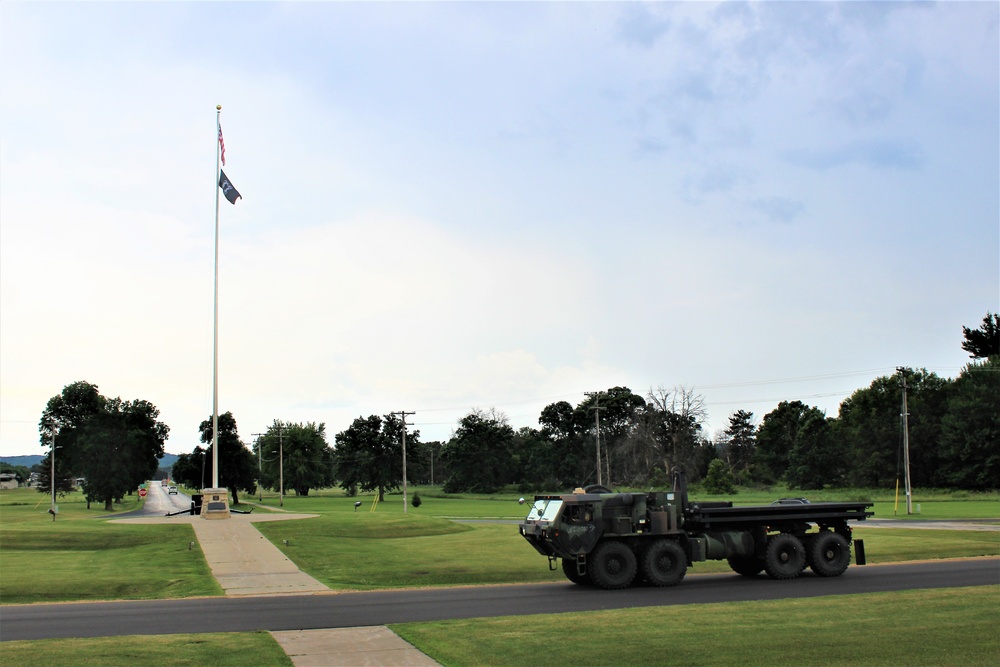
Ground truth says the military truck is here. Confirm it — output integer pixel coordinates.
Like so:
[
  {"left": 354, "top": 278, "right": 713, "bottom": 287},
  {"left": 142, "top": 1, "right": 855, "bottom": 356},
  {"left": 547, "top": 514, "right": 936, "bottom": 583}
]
[{"left": 519, "top": 471, "right": 873, "bottom": 589}]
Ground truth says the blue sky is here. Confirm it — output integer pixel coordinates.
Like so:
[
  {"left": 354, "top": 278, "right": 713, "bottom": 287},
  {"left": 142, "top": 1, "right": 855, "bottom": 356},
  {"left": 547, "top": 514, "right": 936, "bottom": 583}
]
[{"left": 1, "top": 1, "right": 997, "bottom": 457}]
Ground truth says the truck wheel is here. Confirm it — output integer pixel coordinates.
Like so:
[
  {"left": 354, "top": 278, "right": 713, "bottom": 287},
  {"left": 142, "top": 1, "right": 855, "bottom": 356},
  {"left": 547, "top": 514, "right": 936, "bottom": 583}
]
[
  {"left": 727, "top": 555, "right": 765, "bottom": 577},
  {"left": 808, "top": 532, "right": 851, "bottom": 577},
  {"left": 561, "top": 558, "right": 589, "bottom": 585},
  {"left": 588, "top": 541, "right": 637, "bottom": 590},
  {"left": 641, "top": 539, "right": 686, "bottom": 587},
  {"left": 584, "top": 484, "right": 613, "bottom": 494},
  {"left": 764, "top": 533, "right": 805, "bottom": 580}
]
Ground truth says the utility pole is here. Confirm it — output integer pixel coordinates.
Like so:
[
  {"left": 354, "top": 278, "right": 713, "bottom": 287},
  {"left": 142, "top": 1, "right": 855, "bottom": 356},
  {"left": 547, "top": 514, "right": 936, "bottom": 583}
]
[
  {"left": 278, "top": 426, "right": 284, "bottom": 508},
  {"left": 585, "top": 392, "right": 605, "bottom": 487},
  {"left": 898, "top": 368, "right": 913, "bottom": 515},
  {"left": 251, "top": 433, "right": 265, "bottom": 502},
  {"left": 394, "top": 411, "right": 415, "bottom": 514}
]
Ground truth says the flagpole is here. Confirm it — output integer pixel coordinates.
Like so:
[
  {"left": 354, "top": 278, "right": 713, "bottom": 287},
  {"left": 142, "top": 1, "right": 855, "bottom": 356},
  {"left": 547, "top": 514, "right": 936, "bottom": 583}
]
[{"left": 212, "top": 104, "right": 221, "bottom": 490}]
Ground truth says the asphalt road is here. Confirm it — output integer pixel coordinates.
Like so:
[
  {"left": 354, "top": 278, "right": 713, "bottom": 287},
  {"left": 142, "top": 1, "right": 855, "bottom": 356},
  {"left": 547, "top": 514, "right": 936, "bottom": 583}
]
[
  {"left": 122, "top": 482, "right": 192, "bottom": 517},
  {"left": 2, "top": 559, "right": 996, "bottom": 641}
]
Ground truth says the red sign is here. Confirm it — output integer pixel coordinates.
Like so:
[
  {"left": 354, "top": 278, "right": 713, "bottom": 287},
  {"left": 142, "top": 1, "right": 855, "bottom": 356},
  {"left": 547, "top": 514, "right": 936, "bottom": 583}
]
[{"left": 138, "top": 488, "right": 147, "bottom": 498}]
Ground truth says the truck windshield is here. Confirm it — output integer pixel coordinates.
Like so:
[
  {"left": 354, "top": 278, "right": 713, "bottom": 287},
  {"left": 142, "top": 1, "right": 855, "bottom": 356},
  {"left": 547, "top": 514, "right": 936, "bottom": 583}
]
[{"left": 526, "top": 499, "right": 563, "bottom": 522}]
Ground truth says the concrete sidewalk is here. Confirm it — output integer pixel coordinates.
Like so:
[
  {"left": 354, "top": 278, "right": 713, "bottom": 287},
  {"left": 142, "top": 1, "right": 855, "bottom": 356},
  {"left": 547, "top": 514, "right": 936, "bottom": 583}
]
[
  {"left": 111, "top": 510, "right": 441, "bottom": 664},
  {"left": 188, "top": 517, "right": 331, "bottom": 596},
  {"left": 271, "top": 626, "right": 441, "bottom": 666}
]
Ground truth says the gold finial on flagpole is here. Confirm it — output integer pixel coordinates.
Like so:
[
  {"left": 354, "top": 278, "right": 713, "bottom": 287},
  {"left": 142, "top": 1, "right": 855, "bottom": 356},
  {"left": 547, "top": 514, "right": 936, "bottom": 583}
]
[{"left": 217, "top": 104, "right": 222, "bottom": 110}]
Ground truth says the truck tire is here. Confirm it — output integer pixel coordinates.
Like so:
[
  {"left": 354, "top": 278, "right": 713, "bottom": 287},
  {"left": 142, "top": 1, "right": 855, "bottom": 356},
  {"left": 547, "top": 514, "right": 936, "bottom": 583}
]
[
  {"left": 588, "top": 540, "right": 637, "bottom": 590},
  {"left": 764, "top": 533, "right": 805, "bottom": 580},
  {"left": 727, "top": 554, "right": 765, "bottom": 577},
  {"left": 808, "top": 531, "right": 851, "bottom": 577},
  {"left": 561, "top": 557, "right": 589, "bottom": 585},
  {"left": 641, "top": 539, "right": 686, "bottom": 587}
]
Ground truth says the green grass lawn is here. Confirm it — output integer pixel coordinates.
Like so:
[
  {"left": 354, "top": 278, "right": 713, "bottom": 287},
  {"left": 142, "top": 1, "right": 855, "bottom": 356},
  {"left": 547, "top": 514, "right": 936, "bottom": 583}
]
[
  {"left": 394, "top": 586, "right": 1000, "bottom": 667},
  {"left": 1, "top": 485, "right": 997, "bottom": 602},
  {"left": 0, "top": 484, "right": 997, "bottom": 666},
  {"left": 0, "top": 631, "right": 291, "bottom": 667},
  {"left": 0, "top": 488, "right": 222, "bottom": 603}
]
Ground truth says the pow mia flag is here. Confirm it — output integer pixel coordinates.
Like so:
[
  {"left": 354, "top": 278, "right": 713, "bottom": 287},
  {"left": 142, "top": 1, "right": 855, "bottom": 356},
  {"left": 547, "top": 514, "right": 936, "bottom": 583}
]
[{"left": 219, "top": 170, "right": 242, "bottom": 205}]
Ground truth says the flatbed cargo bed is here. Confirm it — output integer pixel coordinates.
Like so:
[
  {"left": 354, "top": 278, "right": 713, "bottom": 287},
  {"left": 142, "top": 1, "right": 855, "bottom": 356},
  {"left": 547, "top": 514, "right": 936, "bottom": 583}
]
[{"left": 684, "top": 501, "right": 873, "bottom": 530}]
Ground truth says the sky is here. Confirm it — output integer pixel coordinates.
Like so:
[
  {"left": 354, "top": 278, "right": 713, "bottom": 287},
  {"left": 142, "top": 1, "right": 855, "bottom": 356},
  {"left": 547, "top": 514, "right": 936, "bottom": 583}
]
[{"left": 1, "top": 1, "right": 997, "bottom": 458}]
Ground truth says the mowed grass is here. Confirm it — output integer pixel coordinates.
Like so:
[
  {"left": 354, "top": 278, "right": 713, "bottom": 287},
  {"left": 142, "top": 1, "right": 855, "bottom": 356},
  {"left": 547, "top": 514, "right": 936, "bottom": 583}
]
[
  {"left": 0, "top": 631, "right": 291, "bottom": 667},
  {"left": 394, "top": 586, "right": 1000, "bottom": 667},
  {"left": 248, "top": 490, "right": 528, "bottom": 519},
  {"left": 255, "top": 513, "right": 564, "bottom": 589},
  {"left": 2, "top": 487, "right": 997, "bottom": 601},
  {"left": 868, "top": 499, "right": 1000, "bottom": 520},
  {"left": 0, "top": 489, "right": 222, "bottom": 603}
]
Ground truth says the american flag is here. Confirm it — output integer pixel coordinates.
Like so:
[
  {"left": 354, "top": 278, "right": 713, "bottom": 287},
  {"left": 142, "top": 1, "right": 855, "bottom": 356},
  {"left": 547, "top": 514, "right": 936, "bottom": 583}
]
[{"left": 218, "top": 123, "right": 226, "bottom": 166}]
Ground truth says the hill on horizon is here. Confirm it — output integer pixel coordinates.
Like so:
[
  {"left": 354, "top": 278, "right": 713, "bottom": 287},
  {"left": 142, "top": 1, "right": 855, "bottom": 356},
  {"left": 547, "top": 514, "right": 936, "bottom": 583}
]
[{"left": 1, "top": 453, "right": 180, "bottom": 469}]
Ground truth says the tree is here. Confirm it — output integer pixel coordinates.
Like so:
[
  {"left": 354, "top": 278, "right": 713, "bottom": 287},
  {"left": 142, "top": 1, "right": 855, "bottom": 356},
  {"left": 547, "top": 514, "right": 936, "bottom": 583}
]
[
  {"left": 74, "top": 398, "right": 167, "bottom": 510},
  {"left": 405, "top": 440, "right": 443, "bottom": 486},
  {"left": 641, "top": 386, "right": 707, "bottom": 480},
  {"left": 171, "top": 446, "right": 209, "bottom": 490},
  {"left": 722, "top": 410, "right": 756, "bottom": 484},
  {"left": 38, "top": 380, "right": 105, "bottom": 477},
  {"left": 509, "top": 426, "right": 547, "bottom": 490},
  {"left": 334, "top": 414, "right": 412, "bottom": 501},
  {"left": 580, "top": 387, "right": 646, "bottom": 485},
  {"left": 34, "top": 450, "right": 76, "bottom": 498},
  {"left": 786, "top": 413, "right": 845, "bottom": 490},
  {"left": 537, "top": 400, "right": 590, "bottom": 487},
  {"left": 837, "top": 369, "right": 949, "bottom": 488},
  {"left": 961, "top": 312, "right": 1000, "bottom": 359},
  {"left": 938, "top": 357, "right": 1000, "bottom": 490},
  {"left": 441, "top": 409, "right": 514, "bottom": 493},
  {"left": 198, "top": 412, "right": 257, "bottom": 504},
  {"left": 754, "top": 401, "right": 817, "bottom": 483},
  {"left": 262, "top": 421, "right": 336, "bottom": 498},
  {"left": 38, "top": 383, "right": 167, "bottom": 510}
]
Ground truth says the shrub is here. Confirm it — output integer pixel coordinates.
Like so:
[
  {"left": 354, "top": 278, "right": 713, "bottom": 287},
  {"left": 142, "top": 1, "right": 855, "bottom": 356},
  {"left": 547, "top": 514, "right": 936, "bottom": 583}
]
[{"left": 703, "top": 460, "right": 737, "bottom": 495}]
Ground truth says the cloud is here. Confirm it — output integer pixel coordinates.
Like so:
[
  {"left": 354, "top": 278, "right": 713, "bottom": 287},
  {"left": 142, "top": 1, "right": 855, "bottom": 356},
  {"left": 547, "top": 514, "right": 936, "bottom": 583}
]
[
  {"left": 783, "top": 139, "right": 924, "bottom": 171},
  {"left": 749, "top": 197, "right": 805, "bottom": 224},
  {"left": 617, "top": 4, "right": 672, "bottom": 48}
]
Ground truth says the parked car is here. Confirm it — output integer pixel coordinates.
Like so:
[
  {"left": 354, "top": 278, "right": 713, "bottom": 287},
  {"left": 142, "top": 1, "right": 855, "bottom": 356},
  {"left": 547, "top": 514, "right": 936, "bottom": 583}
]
[{"left": 771, "top": 497, "right": 810, "bottom": 505}]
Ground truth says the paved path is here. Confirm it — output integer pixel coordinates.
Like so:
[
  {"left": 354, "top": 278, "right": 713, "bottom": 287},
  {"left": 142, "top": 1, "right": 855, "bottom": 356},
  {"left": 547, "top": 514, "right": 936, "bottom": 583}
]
[
  {"left": 190, "top": 517, "right": 331, "bottom": 596},
  {"left": 111, "top": 488, "right": 440, "bottom": 665},
  {"left": 271, "top": 626, "right": 440, "bottom": 666}
]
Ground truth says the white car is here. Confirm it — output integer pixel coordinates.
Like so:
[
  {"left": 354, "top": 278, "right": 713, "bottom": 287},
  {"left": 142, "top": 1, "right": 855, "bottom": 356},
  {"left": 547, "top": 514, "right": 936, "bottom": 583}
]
[{"left": 167, "top": 485, "right": 178, "bottom": 495}]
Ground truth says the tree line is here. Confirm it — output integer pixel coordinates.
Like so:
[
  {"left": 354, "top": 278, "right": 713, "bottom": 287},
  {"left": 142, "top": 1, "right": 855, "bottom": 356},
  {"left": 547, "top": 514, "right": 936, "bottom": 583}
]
[{"left": 38, "top": 313, "right": 998, "bottom": 506}]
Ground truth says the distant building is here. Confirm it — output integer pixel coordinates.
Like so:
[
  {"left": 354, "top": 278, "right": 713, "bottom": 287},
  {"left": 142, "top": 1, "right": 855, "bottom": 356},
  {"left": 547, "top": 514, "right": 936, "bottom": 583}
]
[{"left": 0, "top": 473, "right": 18, "bottom": 490}]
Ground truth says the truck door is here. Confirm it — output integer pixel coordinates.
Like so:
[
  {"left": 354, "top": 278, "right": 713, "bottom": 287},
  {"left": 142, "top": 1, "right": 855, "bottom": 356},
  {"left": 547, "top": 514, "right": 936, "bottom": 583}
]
[{"left": 556, "top": 502, "right": 601, "bottom": 556}]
